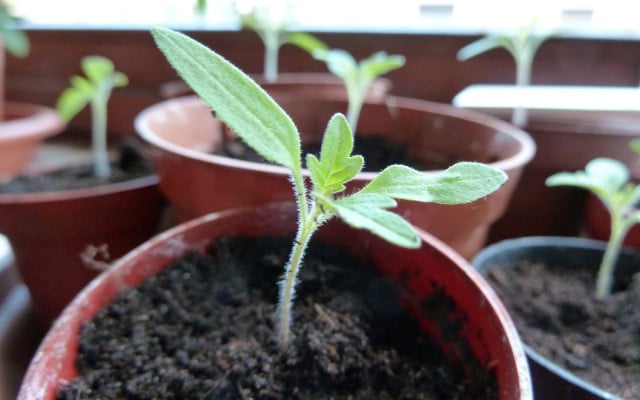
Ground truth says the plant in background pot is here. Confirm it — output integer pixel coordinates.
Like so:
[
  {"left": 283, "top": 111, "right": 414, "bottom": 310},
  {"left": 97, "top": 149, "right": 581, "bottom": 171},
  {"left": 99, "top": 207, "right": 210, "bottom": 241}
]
[
  {"left": 0, "top": 0, "right": 65, "bottom": 180},
  {"left": 472, "top": 157, "right": 640, "bottom": 399},
  {"left": 0, "top": 55, "right": 166, "bottom": 325},
  {"left": 18, "top": 26, "right": 531, "bottom": 399},
  {"left": 453, "top": 14, "right": 640, "bottom": 243},
  {"left": 456, "top": 16, "right": 556, "bottom": 127},
  {"left": 312, "top": 46, "right": 405, "bottom": 131},
  {"left": 137, "top": 30, "right": 535, "bottom": 260},
  {"left": 160, "top": 2, "right": 394, "bottom": 103}
]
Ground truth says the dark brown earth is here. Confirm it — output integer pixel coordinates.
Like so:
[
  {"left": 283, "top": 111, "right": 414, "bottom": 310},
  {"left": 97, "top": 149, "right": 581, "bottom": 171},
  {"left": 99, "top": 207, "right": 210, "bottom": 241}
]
[
  {"left": 216, "top": 136, "right": 435, "bottom": 172},
  {"left": 0, "top": 140, "right": 154, "bottom": 194},
  {"left": 487, "top": 262, "right": 640, "bottom": 399},
  {"left": 56, "top": 236, "right": 498, "bottom": 399}
]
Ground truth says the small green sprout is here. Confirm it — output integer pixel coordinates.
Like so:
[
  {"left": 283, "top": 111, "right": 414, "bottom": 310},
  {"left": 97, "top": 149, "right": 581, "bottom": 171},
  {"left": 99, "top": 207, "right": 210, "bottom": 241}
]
[
  {"left": 457, "top": 17, "right": 557, "bottom": 127},
  {"left": 237, "top": 1, "right": 324, "bottom": 83},
  {"left": 312, "top": 48, "right": 405, "bottom": 132},
  {"left": 56, "top": 56, "right": 129, "bottom": 179},
  {"left": 151, "top": 27, "right": 508, "bottom": 351},
  {"left": 546, "top": 157, "right": 640, "bottom": 299},
  {"left": 0, "top": 0, "right": 29, "bottom": 58}
]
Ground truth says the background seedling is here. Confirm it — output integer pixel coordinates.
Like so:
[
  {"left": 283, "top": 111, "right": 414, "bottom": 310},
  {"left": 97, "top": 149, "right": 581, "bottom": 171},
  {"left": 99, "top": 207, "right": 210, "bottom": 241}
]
[
  {"left": 56, "top": 56, "right": 128, "bottom": 179},
  {"left": 547, "top": 156, "right": 640, "bottom": 299},
  {"left": 152, "top": 27, "right": 507, "bottom": 351},
  {"left": 312, "top": 48, "right": 405, "bottom": 132},
  {"left": 457, "top": 17, "right": 557, "bottom": 127},
  {"left": 237, "top": 1, "right": 325, "bottom": 83}
]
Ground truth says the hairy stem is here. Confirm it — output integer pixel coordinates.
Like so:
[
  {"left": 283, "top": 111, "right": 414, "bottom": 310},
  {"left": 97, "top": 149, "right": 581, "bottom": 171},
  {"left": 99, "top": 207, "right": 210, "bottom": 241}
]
[
  {"left": 277, "top": 209, "right": 316, "bottom": 351},
  {"left": 345, "top": 78, "right": 369, "bottom": 133},
  {"left": 90, "top": 96, "right": 110, "bottom": 179},
  {"left": 596, "top": 211, "right": 631, "bottom": 299},
  {"left": 512, "top": 50, "right": 531, "bottom": 127},
  {"left": 263, "top": 31, "right": 280, "bottom": 83}
]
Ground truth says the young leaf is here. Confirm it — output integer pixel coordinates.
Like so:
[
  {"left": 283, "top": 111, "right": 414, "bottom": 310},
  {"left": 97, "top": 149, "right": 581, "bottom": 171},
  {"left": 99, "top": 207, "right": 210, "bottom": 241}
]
[
  {"left": 326, "top": 193, "right": 421, "bottom": 248},
  {"left": 546, "top": 158, "right": 629, "bottom": 199},
  {"left": 425, "top": 162, "right": 508, "bottom": 204},
  {"left": 306, "top": 113, "right": 364, "bottom": 194},
  {"left": 286, "top": 32, "right": 328, "bottom": 54},
  {"left": 360, "top": 52, "right": 406, "bottom": 80},
  {"left": 360, "top": 162, "right": 507, "bottom": 204},
  {"left": 314, "top": 49, "right": 357, "bottom": 79},
  {"left": 151, "top": 27, "right": 301, "bottom": 172}
]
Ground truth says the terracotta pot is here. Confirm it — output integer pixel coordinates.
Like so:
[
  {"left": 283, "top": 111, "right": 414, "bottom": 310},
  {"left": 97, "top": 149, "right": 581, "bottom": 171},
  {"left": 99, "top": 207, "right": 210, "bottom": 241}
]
[
  {"left": 0, "top": 175, "right": 167, "bottom": 325},
  {"left": 453, "top": 85, "right": 640, "bottom": 242},
  {"left": 18, "top": 202, "right": 532, "bottom": 400},
  {"left": 490, "top": 119, "right": 640, "bottom": 242},
  {"left": 472, "top": 236, "right": 640, "bottom": 400},
  {"left": 159, "top": 72, "right": 392, "bottom": 101},
  {"left": 0, "top": 102, "right": 65, "bottom": 181},
  {"left": 135, "top": 95, "right": 535, "bottom": 259}
]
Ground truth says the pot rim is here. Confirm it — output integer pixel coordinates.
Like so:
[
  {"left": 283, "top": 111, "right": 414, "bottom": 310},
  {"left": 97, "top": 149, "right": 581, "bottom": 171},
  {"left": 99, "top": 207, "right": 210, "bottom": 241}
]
[
  {"left": 472, "top": 235, "right": 635, "bottom": 400},
  {"left": 134, "top": 94, "right": 536, "bottom": 180},
  {"left": 0, "top": 174, "right": 159, "bottom": 204},
  {"left": 18, "top": 201, "right": 532, "bottom": 400}
]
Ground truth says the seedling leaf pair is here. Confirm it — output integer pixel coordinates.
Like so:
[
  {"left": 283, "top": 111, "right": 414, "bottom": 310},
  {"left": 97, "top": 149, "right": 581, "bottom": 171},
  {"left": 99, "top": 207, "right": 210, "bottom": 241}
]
[
  {"left": 56, "top": 56, "right": 128, "bottom": 179},
  {"left": 547, "top": 156, "right": 640, "bottom": 298}
]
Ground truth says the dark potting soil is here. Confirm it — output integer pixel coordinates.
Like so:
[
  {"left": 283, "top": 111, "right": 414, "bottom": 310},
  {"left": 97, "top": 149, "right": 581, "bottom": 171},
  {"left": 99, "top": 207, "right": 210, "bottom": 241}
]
[
  {"left": 487, "top": 262, "right": 640, "bottom": 399},
  {"left": 216, "top": 136, "right": 431, "bottom": 172},
  {"left": 57, "top": 236, "right": 498, "bottom": 399},
  {"left": 0, "top": 141, "right": 154, "bottom": 194}
]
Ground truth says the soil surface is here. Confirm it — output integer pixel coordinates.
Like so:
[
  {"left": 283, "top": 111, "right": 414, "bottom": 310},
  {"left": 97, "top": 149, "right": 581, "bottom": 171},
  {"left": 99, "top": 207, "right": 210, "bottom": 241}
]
[
  {"left": 486, "top": 262, "right": 640, "bottom": 399},
  {"left": 0, "top": 141, "right": 154, "bottom": 194},
  {"left": 216, "top": 136, "right": 434, "bottom": 172},
  {"left": 57, "top": 236, "right": 498, "bottom": 399}
]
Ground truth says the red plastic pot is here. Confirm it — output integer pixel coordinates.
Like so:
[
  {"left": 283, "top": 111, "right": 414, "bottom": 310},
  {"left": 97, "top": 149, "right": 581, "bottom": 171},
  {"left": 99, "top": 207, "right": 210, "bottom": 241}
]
[
  {"left": 473, "top": 236, "right": 640, "bottom": 400},
  {"left": 0, "top": 175, "right": 167, "bottom": 325},
  {"left": 0, "top": 102, "right": 65, "bottom": 181},
  {"left": 136, "top": 95, "right": 535, "bottom": 259},
  {"left": 18, "top": 202, "right": 532, "bottom": 400}
]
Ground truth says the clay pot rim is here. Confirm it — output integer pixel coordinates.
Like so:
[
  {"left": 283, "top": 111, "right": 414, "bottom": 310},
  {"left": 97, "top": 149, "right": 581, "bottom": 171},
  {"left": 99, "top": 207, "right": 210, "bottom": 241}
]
[
  {"left": 472, "top": 235, "right": 635, "bottom": 400},
  {"left": 0, "top": 174, "right": 159, "bottom": 204},
  {"left": 135, "top": 95, "right": 535, "bottom": 180},
  {"left": 0, "top": 102, "right": 66, "bottom": 143},
  {"left": 18, "top": 201, "right": 532, "bottom": 400}
]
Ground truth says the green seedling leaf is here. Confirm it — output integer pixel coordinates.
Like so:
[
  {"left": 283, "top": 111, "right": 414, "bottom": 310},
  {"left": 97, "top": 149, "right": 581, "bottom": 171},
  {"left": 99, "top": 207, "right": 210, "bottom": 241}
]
[
  {"left": 306, "top": 114, "right": 364, "bottom": 193},
  {"left": 152, "top": 27, "right": 301, "bottom": 172},
  {"left": 547, "top": 155, "right": 640, "bottom": 299},
  {"left": 1, "top": 27, "right": 28, "bottom": 57},
  {"left": 426, "top": 162, "right": 508, "bottom": 204},
  {"left": 361, "top": 162, "right": 507, "bottom": 204},
  {"left": 360, "top": 51, "right": 405, "bottom": 80},
  {"left": 328, "top": 193, "right": 421, "bottom": 248},
  {"left": 314, "top": 49, "right": 357, "bottom": 79},
  {"left": 546, "top": 158, "right": 628, "bottom": 199},
  {"left": 56, "top": 55, "right": 128, "bottom": 179},
  {"left": 287, "top": 32, "right": 328, "bottom": 54},
  {"left": 457, "top": 35, "right": 510, "bottom": 61}
]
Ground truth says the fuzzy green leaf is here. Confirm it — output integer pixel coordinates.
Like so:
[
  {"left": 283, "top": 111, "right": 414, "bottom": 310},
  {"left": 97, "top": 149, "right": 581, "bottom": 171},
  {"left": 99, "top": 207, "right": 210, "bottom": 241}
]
[
  {"left": 360, "top": 162, "right": 507, "bottom": 204},
  {"left": 307, "top": 114, "right": 364, "bottom": 193},
  {"left": 82, "top": 56, "right": 114, "bottom": 84},
  {"left": 426, "top": 162, "right": 508, "bottom": 204},
  {"left": 56, "top": 85, "right": 92, "bottom": 122},
  {"left": 152, "top": 27, "right": 301, "bottom": 171},
  {"left": 360, "top": 52, "right": 405, "bottom": 80},
  {"left": 314, "top": 49, "right": 357, "bottom": 79},
  {"left": 114, "top": 71, "right": 129, "bottom": 88},
  {"left": 457, "top": 36, "right": 507, "bottom": 61},
  {"left": 286, "top": 32, "right": 328, "bottom": 54},
  {"left": 329, "top": 193, "right": 421, "bottom": 248},
  {"left": 546, "top": 158, "right": 629, "bottom": 198}
]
